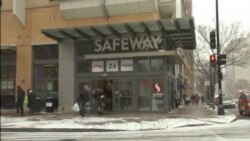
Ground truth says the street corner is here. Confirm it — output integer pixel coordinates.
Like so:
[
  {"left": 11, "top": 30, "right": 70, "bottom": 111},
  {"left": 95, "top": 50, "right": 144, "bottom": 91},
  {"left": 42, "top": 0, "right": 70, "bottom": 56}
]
[{"left": 198, "top": 114, "right": 237, "bottom": 124}]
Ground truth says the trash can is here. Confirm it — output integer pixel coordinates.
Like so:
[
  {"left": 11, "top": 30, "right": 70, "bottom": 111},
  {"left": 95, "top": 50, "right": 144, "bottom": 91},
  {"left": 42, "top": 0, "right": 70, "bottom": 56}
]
[
  {"left": 33, "top": 97, "right": 42, "bottom": 112},
  {"left": 45, "top": 97, "right": 54, "bottom": 113}
]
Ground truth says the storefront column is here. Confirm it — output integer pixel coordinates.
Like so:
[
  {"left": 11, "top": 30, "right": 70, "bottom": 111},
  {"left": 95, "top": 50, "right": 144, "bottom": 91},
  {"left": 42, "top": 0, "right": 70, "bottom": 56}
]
[
  {"left": 16, "top": 45, "right": 32, "bottom": 96},
  {"left": 58, "top": 39, "right": 75, "bottom": 112}
]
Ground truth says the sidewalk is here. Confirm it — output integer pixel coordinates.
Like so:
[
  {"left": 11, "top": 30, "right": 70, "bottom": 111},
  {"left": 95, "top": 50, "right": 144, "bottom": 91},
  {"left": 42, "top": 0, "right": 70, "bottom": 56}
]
[{"left": 0, "top": 104, "right": 236, "bottom": 132}]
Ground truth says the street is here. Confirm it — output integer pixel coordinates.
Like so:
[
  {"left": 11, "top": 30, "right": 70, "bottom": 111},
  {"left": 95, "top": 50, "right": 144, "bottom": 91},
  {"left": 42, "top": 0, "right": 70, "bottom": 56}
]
[
  {"left": 1, "top": 119, "right": 250, "bottom": 141},
  {"left": 226, "top": 107, "right": 250, "bottom": 120}
]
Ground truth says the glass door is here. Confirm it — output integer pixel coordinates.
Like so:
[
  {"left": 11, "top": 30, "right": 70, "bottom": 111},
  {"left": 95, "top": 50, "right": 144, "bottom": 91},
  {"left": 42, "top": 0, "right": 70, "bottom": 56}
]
[
  {"left": 112, "top": 79, "right": 133, "bottom": 111},
  {"left": 138, "top": 79, "right": 151, "bottom": 111},
  {"left": 151, "top": 79, "right": 164, "bottom": 112}
]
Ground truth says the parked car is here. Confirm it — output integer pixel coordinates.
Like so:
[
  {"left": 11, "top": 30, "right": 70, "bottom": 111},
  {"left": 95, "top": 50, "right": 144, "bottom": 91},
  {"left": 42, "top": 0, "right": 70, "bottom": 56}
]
[
  {"left": 214, "top": 95, "right": 235, "bottom": 108},
  {"left": 222, "top": 96, "right": 235, "bottom": 108},
  {"left": 238, "top": 91, "right": 250, "bottom": 116}
]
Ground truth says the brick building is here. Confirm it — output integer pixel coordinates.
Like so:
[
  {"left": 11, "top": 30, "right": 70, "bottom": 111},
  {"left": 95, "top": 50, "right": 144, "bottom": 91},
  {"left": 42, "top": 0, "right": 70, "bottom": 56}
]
[{"left": 1, "top": 0, "right": 195, "bottom": 112}]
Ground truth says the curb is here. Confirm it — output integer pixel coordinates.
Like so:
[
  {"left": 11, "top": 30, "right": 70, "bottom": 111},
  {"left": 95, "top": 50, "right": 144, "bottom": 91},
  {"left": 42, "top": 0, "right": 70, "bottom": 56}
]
[{"left": 1, "top": 128, "right": 125, "bottom": 132}]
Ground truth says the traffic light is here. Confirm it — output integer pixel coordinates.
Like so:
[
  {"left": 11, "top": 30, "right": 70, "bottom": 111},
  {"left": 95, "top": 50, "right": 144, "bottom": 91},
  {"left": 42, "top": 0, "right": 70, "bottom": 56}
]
[
  {"left": 210, "top": 31, "right": 216, "bottom": 49},
  {"left": 217, "top": 54, "right": 226, "bottom": 65},
  {"left": 210, "top": 54, "right": 216, "bottom": 63}
]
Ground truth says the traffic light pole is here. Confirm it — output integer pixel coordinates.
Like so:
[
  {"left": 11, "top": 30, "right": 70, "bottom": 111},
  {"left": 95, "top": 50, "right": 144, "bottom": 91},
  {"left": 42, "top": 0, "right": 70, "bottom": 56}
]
[{"left": 216, "top": 0, "right": 225, "bottom": 115}]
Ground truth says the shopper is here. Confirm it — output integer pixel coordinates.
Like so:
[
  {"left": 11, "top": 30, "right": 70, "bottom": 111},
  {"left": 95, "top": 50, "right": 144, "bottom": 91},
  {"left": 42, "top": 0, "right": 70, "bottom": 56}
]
[
  {"left": 77, "top": 85, "right": 90, "bottom": 118},
  {"left": 93, "top": 88, "right": 105, "bottom": 115},
  {"left": 16, "top": 86, "right": 25, "bottom": 116},
  {"left": 27, "top": 89, "right": 36, "bottom": 113}
]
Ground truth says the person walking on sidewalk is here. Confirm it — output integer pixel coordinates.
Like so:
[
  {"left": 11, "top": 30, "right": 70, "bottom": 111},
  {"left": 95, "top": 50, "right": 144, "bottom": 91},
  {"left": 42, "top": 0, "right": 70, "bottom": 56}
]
[
  {"left": 16, "top": 86, "right": 25, "bottom": 116},
  {"left": 175, "top": 92, "right": 180, "bottom": 108},
  {"left": 77, "top": 85, "right": 90, "bottom": 118},
  {"left": 195, "top": 93, "right": 200, "bottom": 105},
  {"left": 27, "top": 89, "right": 36, "bottom": 114},
  {"left": 93, "top": 88, "right": 105, "bottom": 115}
]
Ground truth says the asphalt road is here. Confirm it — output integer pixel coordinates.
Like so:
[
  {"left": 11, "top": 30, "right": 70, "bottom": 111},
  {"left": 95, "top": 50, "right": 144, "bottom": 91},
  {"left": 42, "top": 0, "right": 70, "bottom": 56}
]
[{"left": 1, "top": 119, "right": 250, "bottom": 141}]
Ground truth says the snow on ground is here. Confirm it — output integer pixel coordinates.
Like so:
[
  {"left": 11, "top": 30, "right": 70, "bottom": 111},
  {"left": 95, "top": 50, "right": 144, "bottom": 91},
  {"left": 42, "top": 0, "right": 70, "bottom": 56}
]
[{"left": 0, "top": 115, "right": 236, "bottom": 131}]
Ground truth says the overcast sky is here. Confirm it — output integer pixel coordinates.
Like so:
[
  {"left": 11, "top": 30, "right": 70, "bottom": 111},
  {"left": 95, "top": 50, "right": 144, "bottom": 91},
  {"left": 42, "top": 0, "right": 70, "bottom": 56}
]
[{"left": 193, "top": 0, "right": 250, "bottom": 31}]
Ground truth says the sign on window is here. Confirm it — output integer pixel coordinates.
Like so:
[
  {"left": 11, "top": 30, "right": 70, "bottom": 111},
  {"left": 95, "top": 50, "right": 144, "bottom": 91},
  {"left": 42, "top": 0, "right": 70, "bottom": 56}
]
[
  {"left": 106, "top": 60, "right": 118, "bottom": 72},
  {"left": 1, "top": 81, "right": 7, "bottom": 89},
  {"left": 121, "top": 59, "right": 133, "bottom": 71},
  {"left": 7, "top": 81, "right": 13, "bottom": 89},
  {"left": 92, "top": 61, "right": 104, "bottom": 72}
]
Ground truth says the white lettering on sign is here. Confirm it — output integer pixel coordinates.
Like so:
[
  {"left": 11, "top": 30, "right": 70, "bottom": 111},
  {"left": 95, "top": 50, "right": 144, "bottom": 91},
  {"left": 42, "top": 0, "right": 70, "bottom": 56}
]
[
  {"left": 94, "top": 35, "right": 163, "bottom": 53},
  {"left": 92, "top": 61, "right": 104, "bottom": 72},
  {"left": 106, "top": 60, "right": 118, "bottom": 72},
  {"left": 121, "top": 59, "right": 133, "bottom": 71}
]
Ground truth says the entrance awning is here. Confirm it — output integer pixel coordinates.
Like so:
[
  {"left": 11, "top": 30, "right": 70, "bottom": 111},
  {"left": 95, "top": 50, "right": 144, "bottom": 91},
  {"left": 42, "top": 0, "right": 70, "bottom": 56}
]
[{"left": 42, "top": 17, "right": 196, "bottom": 50}]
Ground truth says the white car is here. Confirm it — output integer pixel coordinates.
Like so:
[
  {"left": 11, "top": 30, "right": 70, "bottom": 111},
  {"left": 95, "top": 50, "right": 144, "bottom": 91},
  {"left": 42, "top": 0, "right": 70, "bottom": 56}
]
[{"left": 223, "top": 96, "right": 236, "bottom": 108}]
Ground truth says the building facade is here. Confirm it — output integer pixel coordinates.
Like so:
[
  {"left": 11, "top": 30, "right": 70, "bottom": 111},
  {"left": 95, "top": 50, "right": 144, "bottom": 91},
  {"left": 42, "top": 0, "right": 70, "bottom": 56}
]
[{"left": 1, "top": 0, "right": 195, "bottom": 112}]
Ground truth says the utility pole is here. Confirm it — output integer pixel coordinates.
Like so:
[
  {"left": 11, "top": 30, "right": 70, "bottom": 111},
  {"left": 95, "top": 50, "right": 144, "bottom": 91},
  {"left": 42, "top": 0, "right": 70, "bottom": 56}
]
[{"left": 216, "top": 0, "right": 225, "bottom": 115}]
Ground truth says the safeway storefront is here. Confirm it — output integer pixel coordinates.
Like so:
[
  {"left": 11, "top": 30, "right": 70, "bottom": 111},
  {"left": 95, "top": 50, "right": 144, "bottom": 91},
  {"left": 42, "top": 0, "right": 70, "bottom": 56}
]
[{"left": 42, "top": 18, "right": 196, "bottom": 112}]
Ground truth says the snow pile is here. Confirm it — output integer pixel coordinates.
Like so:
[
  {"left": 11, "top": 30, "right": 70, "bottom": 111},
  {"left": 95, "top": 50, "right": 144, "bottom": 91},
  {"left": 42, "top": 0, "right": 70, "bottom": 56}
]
[{"left": 0, "top": 115, "right": 236, "bottom": 131}]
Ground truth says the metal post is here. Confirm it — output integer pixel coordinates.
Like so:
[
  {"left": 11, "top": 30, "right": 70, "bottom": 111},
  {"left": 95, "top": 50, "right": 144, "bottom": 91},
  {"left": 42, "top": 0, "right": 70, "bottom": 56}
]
[{"left": 216, "top": 0, "right": 225, "bottom": 115}]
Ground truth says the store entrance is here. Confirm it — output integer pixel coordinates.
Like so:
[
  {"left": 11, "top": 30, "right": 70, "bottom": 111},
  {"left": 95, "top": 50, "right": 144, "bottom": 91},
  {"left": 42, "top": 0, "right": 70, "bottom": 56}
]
[
  {"left": 91, "top": 78, "right": 133, "bottom": 112},
  {"left": 91, "top": 79, "right": 114, "bottom": 112}
]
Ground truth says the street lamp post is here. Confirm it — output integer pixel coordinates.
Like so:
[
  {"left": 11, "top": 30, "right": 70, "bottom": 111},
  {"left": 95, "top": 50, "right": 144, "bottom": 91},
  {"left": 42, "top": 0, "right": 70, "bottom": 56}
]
[{"left": 216, "top": 0, "right": 225, "bottom": 115}]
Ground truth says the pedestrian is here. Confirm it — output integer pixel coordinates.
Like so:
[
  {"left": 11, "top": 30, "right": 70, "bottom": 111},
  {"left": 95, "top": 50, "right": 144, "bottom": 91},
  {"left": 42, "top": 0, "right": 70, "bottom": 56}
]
[
  {"left": 93, "top": 88, "right": 105, "bottom": 115},
  {"left": 77, "top": 85, "right": 90, "bottom": 118},
  {"left": 27, "top": 89, "right": 36, "bottom": 114},
  {"left": 184, "top": 93, "right": 190, "bottom": 105},
  {"left": 195, "top": 93, "right": 200, "bottom": 105},
  {"left": 175, "top": 92, "right": 180, "bottom": 108},
  {"left": 191, "top": 94, "right": 196, "bottom": 105},
  {"left": 16, "top": 85, "right": 25, "bottom": 116},
  {"left": 201, "top": 95, "right": 205, "bottom": 104}
]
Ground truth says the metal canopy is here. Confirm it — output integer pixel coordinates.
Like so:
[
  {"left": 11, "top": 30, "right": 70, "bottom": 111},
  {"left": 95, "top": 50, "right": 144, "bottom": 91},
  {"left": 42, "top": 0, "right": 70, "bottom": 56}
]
[{"left": 42, "top": 18, "right": 196, "bottom": 49}]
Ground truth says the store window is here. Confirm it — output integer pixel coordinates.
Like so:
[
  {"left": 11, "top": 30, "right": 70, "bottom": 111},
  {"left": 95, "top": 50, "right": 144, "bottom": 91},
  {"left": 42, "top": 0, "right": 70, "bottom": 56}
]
[
  {"left": 138, "top": 59, "right": 150, "bottom": 71},
  {"left": 33, "top": 44, "right": 58, "bottom": 107},
  {"left": 0, "top": 48, "right": 16, "bottom": 108},
  {"left": 33, "top": 44, "right": 58, "bottom": 59},
  {"left": 77, "top": 60, "right": 92, "bottom": 73},
  {"left": 151, "top": 58, "right": 163, "bottom": 71}
]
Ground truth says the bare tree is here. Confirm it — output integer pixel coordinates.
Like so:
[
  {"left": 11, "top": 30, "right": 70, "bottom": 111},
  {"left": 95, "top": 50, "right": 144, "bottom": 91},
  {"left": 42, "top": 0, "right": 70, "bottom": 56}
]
[
  {"left": 191, "top": 22, "right": 249, "bottom": 98},
  {"left": 195, "top": 22, "right": 248, "bottom": 70}
]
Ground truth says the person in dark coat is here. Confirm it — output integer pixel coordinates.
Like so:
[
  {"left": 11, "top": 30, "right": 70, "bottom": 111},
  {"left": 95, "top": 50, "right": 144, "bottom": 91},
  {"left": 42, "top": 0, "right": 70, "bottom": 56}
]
[
  {"left": 27, "top": 89, "right": 36, "bottom": 113},
  {"left": 94, "top": 88, "right": 105, "bottom": 115},
  {"left": 16, "top": 85, "right": 25, "bottom": 116},
  {"left": 77, "top": 85, "right": 90, "bottom": 118}
]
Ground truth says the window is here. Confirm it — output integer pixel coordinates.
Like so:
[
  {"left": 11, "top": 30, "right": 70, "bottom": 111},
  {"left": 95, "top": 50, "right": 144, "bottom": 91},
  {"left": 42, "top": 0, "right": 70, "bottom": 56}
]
[
  {"left": 77, "top": 60, "right": 92, "bottom": 73},
  {"left": 33, "top": 44, "right": 58, "bottom": 59},
  {"left": 0, "top": 49, "right": 16, "bottom": 96},
  {"left": 151, "top": 58, "right": 163, "bottom": 71},
  {"left": 33, "top": 44, "right": 58, "bottom": 103},
  {"left": 34, "top": 64, "right": 58, "bottom": 79},
  {"left": 138, "top": 59, "right": 150, "bottom": 71}
]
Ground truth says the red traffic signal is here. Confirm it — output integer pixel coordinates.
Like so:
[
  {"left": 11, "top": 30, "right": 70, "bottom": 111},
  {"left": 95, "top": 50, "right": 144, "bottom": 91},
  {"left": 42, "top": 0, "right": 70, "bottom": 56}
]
[{"left": 210, "top": 54, "right": 216, "bottom": 62}]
